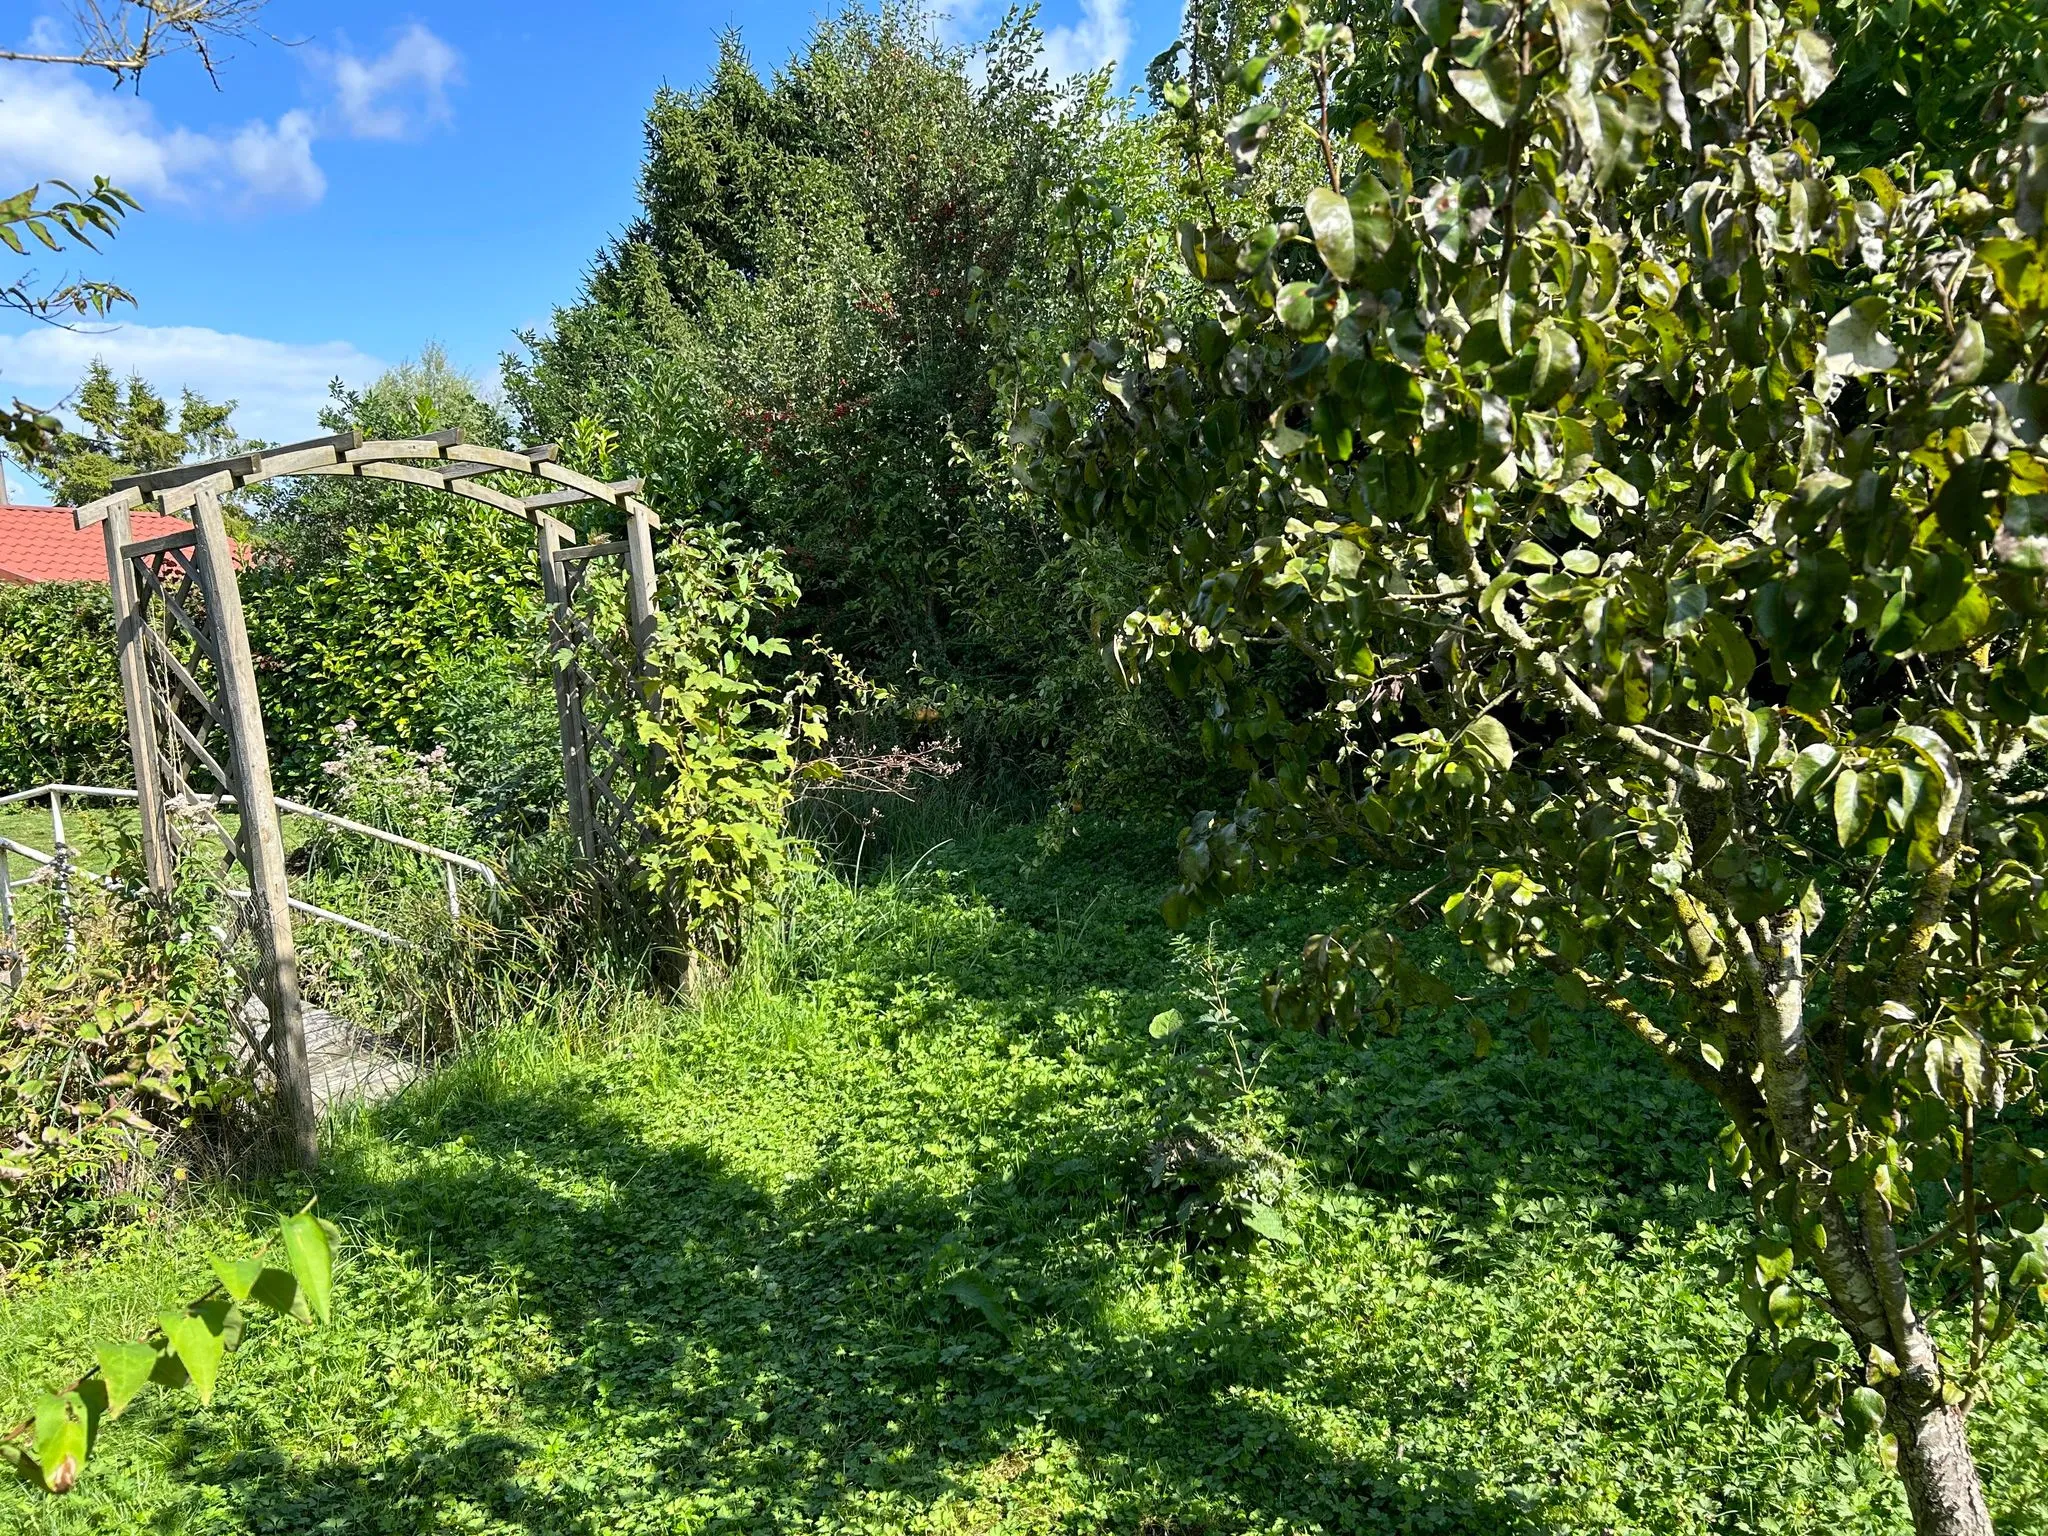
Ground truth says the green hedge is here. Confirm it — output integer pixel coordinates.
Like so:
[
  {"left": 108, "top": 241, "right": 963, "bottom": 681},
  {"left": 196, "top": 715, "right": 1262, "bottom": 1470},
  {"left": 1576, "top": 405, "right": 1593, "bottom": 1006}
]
[
  {"left": 0, "top": 583, "right": 127, "bottom": 789},
  {"left": 240, "top": 511, "right": 543, "bottom": 790},
  {"left": 0, "top": 507, "right": 546, "bottom": 799}
]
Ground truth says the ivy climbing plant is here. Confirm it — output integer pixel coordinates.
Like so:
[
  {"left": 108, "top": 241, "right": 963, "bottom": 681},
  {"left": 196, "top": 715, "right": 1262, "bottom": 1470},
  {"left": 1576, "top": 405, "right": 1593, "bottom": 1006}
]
[{"left": 1032, "top": 0, "right": 2048, "bottom": 1530}]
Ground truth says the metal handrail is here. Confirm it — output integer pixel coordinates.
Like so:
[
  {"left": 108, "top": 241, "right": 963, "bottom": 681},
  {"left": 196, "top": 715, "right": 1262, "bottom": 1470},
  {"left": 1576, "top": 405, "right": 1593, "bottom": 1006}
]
[
  {"left": 0, "top": 783, "right": 499, "bottom": 889},
  {"left": 0, "top": 781, "right": 499, "bottom": 959}
]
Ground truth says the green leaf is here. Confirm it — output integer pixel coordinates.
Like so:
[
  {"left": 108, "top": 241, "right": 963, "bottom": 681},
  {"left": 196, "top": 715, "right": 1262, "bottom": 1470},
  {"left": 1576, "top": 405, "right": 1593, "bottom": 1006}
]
[
  {"left": 1938, "top": 319, "right": 1986, "bottom": 388},
  {"left": 1664, "top": 582, "right": 1709, "bottom": 636},
  {"left": 1303, "top": 186, "right": 1355, "bottom": 280},
  {"left": 1590, "top": 467, "right": 1640, "bottom": 507},
  {"left": 1275, "top": 282, "right": 1316, "bottom": 331},
  {"left": 938, "top": 1270, "right": 1011, "bottom": 1334},
  {"left": 1550, "top": 0, "right": 1610, "bottom": 59},
  {"left": 1242, "top": 1202, "right": 1303, "bottom": 1246},
  {"left": 1348, "top": 175, "right": 1396, "bottom": 256},
  {"left": 1833, "top": 768, "right": 1871, "bottom": 848},
  {"left": 32, "top": 1392, "right": 89, "bottom": 1494},
  {"left": 280, "top": 1213, "right": 335, "bottom": 1326},
  {"left": 1788, "top": 30, "right": 1836, "bottom": 104},
  {"left": 1790, "top": 744, "right": 1839, "bottom": 802},
  {"left": 1917, "top": 582, "right": 1991, "bottom": 653},
  {"left": 1148, "top": 1008, "right": 1186, "bottom": 1039},
  {"left": 1467, "top": 1014, "right": 1494, "bottom": 1059},
  {"left": 1531, "top": 323, "right": 1582, "bottom": 406},
  {"left": 1766, "top": 1282, "right": 1804, "bottom": 1327},
  {"left": 1402, "top": 0, "right": 1458, "bottom": 46},
  {"left": 248, "top": 1268, "right": 309, "bottom": 1322},
  {"left": 158, "top": 1302, "right": 230, "bottom": 1406},
  {"left": 1997, "top": 383, "right": 2048, "bottom": 448},
  {"left": 1450, "top": 55, "right": 1518, "bottom": 128},
  {"left": 1823, "top": 298, "right": 1897, "bottom": 376},
  {"left": 1466, "top": 716, "right": 1515, "bottom": 770},
  {"left": 1702, "top": 612, "right": 1757, "bottom": 695},
  {"left": 94, "top": 1341, "right": 158, "bottom": 1419},
  {"left": 1845, "top": 1385, "right": 1887, "bottom": 1436},
  {"left": 210, "top": 1257, "right": 264, "bottom": 1302}
]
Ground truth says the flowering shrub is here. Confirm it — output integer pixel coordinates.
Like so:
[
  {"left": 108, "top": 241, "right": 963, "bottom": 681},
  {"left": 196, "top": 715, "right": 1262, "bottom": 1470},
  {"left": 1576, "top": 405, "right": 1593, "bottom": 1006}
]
[{"left": 318, "top": 719, "right": 473, "bottom": 852}]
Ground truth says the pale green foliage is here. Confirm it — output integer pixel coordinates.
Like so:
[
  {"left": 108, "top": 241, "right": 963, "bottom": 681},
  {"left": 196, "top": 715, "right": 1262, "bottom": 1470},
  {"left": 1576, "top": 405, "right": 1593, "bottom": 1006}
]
[
  {"left": 1039, "top": 0, "right": 2048, "bottom": 1524},
  {"left": 604, "top": 524, "right": 825, "bottom": 960},
  {"left": 3, "top": 1209, "right": 336, "bottom": 1495}
]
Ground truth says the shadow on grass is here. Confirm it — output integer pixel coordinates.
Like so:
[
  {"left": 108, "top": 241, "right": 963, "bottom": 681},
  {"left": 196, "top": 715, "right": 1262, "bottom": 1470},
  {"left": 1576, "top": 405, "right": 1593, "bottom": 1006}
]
[
  {"left": 178, "top": 1067, "right": 1559, "bottom": 1536},
  {"left": 142, "top": 819, "right": 1738, "bottom": 1535}
]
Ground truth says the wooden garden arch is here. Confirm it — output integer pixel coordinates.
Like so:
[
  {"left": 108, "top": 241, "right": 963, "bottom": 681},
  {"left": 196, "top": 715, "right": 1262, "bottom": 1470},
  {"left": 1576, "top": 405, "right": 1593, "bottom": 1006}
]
[{"left": 73, "top": 428, "right": 662, "bottom": 1170}]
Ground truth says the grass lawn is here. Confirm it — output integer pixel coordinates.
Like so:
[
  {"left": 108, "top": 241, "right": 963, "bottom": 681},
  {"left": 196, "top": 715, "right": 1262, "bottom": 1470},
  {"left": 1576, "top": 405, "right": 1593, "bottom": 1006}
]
[
  {"left": 2, "top": 815, "right": 2043, "bottom": 1534},
  {"left": 0, "top": 796, "right": 328, "bottom": 886},
  {"left": 0, "top": 799, "right": 143, "bottom": 883}
]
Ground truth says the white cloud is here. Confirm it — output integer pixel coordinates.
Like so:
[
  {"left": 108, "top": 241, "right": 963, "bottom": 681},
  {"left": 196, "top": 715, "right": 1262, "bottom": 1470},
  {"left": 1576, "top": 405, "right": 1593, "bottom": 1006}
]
[
  {"left": 223, "top": 110, "right": 325, "bottom": 206},
  {"left": 938, "top": 0, "right": 1132, "bottom": 86},
  {"left": 1040, "top": 0, "right": 1133, "bottom": 82},
  {"left": 0, "top": 322, "right": 384, "bottom": 446},
  {"left": 313, "top": 23, "right": 461, "bottom": 141},
  {"left": 0, "top": 22, "right": 459, "bottom": 213},
  {"left": 0, "top": 62, "right": 325, "bottom": 208}
]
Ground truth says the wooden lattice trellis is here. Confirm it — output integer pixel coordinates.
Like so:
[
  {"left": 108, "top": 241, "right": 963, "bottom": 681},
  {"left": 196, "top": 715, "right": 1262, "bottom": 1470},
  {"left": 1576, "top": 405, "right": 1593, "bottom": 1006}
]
[{"left": 75, "top": 428, "right": 663, "bottom": 1170}]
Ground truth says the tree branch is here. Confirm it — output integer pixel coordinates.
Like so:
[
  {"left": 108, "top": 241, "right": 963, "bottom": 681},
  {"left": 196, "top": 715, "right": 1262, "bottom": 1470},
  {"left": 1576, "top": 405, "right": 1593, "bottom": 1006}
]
[
  {"left": 0, "top": 1, "right": 268, "bottom": 87},
  {"left": 1448, "top": 523, "right": 1730, "bottom": 792},
  {"left": 1890, "top": 778, "right": 1971, "bottom": 1010}
]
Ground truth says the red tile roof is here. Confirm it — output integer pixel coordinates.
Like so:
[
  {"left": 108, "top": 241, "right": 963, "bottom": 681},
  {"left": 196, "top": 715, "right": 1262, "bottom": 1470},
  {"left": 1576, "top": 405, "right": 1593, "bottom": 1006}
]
[{"left": 0, "top": 504, "right": 220, "bottom": 585}]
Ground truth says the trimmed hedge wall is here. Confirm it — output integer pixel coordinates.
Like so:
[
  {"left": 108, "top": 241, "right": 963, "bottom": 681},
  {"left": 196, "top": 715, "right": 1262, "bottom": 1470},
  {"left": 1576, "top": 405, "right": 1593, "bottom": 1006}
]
[
  {"left": 0, "top": 582, "right": 127, "bottom": 789},
  {"left": 0, "top": 511, "right": 546, "bottom": 799}
]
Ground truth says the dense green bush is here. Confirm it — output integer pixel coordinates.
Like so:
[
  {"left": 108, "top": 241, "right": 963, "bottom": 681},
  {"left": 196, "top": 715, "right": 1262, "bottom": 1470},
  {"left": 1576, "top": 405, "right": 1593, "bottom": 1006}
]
[
  {"left": 0, "top": 584, "right": 125, "bottom": 790},
  {"left": 507, "top": 6, "right": 1224, "bottom": 803},
  {"left": 240, "top": 513, "right": 542, "bottom": 792},
  {"left": 239, "top": 354, "right": 551, "bottom": 796}
]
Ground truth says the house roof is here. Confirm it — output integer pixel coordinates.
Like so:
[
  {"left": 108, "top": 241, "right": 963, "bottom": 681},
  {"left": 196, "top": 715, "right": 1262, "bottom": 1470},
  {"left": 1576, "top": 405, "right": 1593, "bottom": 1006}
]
[{"left": 0, "top": 504, "right": 220, "bottom": 584}]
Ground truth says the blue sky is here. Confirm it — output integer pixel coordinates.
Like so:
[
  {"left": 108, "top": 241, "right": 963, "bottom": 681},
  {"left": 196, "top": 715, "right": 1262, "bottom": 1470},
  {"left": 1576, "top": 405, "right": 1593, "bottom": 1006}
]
[{"left": 1, "top": 0, "right": 1180, "bottom": 498}]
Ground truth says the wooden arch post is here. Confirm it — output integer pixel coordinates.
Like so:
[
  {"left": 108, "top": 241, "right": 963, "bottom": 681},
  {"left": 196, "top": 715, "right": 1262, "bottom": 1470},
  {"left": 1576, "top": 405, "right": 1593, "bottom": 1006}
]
[{"left": 76, "top": 429, "right": 666, "bottom": 1163}]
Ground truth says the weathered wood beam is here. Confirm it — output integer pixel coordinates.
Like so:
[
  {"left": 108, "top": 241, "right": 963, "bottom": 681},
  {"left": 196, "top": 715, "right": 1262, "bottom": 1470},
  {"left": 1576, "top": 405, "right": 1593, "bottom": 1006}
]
[
  {"left": 155, "top": 469, "right": 240, "bottom": 515},
  {"left": 108, "top": 431, "right": 365, "bottom": 497},
  {"left": 521, "top": 486, "right": 603, "bottom": 513},
  {"left": 553, "top": 539, "right": 628, "bottom": 564},
  {"left": 103, "top": 508, "right": 172, "bottom": 893},
  {"left": 192, "top": 485, "right": 318, "bottom": 1172},
  {"left": 356, "top": 461, "right": 460, "bottom": 490},
  {"left": 533, "top": 464, "right": 643, "bottom": 505},
  {"left": 120, "top": 526, "right": 201, "bottom": 561},
  {"left": 536, "top": 521, "right": 599, "bottom": 863},
  {"left": 346, "top": 429, "right": 467, "bottom": 462}
]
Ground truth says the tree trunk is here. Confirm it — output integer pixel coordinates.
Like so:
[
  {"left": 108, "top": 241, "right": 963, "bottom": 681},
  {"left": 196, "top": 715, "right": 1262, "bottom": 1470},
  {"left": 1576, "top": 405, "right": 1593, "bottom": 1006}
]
[
  {"left": 1737, "top": 913, "right": 1996, "bottom": 1535},
  {"left": 1894, "top": 1392, "right": 1994, "bottom": 1536}
]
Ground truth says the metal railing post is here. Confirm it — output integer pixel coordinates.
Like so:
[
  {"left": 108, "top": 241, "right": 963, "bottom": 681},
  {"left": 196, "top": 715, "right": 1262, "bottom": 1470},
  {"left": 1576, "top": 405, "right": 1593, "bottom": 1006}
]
[
  {"left": 48, "top": 787, "right": 74, "bottom": 957},
  {"left": 0, "top": 846, "right": 18, "bottom": 989}
]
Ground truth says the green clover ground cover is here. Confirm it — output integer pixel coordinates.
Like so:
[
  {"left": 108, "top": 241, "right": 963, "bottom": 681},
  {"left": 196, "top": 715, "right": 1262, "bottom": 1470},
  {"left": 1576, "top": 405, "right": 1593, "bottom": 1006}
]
[{"left": 3, "top": 816, "right": 2044, "bottom": 1534}]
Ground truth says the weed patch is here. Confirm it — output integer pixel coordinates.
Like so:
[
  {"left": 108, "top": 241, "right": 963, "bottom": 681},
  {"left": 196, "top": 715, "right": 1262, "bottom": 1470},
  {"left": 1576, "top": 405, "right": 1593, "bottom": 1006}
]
[{"left": 3, "top": 818, "right": 2044, "bottom": 1533}]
